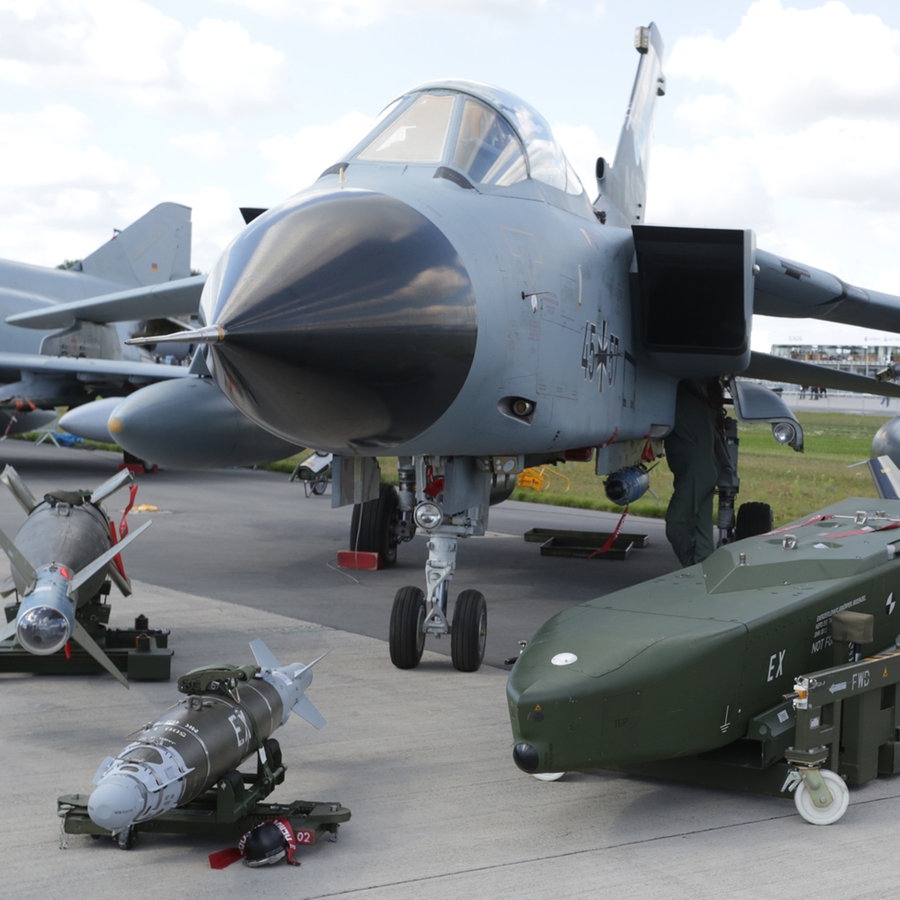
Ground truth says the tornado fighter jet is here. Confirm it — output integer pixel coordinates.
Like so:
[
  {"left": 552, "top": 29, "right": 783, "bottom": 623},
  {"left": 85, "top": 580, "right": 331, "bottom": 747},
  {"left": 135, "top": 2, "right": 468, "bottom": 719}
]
[{"left": 126, "top": 24, "right": 900, "bottom": 671}]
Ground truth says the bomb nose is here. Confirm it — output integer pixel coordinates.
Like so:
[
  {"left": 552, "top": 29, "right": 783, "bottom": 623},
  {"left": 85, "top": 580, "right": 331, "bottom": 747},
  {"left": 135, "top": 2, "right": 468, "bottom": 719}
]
[
  {"left": 199, "top": 188, "right": 477, "bottom": 452},
  {"left": 88, "top": 774, "right": 145, "bottom": 832}
]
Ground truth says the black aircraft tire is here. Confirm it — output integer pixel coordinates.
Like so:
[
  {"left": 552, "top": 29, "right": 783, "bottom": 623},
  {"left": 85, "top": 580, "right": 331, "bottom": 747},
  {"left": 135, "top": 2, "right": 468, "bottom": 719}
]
[
  {"left": 734, "top": 501, "right": 774, "bottom": 541},
  {"left": 451, "top": 589, "right": 487, "bottom": 672},
  {"left": 350, "top": 483, "right": 400, "bottom": 566},
  {"left": 389, "top": 586, "right": 426, "bottom": 669}
]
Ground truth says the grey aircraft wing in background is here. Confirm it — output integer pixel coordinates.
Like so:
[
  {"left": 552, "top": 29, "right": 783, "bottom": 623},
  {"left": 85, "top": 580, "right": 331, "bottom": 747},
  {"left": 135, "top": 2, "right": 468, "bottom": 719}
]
[{"left": 0, "top": 202, "right": 204, "bottom": 436}]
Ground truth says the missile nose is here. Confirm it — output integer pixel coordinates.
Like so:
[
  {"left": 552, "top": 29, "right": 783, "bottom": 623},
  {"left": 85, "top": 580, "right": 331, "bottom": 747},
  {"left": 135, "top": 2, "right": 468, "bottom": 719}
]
[
  {"left": 17, "top": 606, "right": 70, "bottom": 655},
  {"left": 512, "top": 742, "right": 540, "bottom": 773},
  {"left": 199, "top": 188, "right": 477, "bottom": 452},
  {"left": 88, "top": 774, "right": 145, "bottom": 832}
]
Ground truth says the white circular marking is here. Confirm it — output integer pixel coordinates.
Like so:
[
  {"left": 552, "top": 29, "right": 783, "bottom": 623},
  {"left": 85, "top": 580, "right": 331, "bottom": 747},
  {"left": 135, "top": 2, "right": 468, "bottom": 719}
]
[{"left": 551, "top": 652, "right": 577, "bottom": 666}]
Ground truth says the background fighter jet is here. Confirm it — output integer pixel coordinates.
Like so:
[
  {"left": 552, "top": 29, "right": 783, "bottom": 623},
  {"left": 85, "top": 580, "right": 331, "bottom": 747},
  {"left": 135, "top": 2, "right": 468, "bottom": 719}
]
[
  {"left": 124, "top": 24, "right": 900, "bottom": 672},
  {"left": 0, "top": 202, "right": 205, "bottom": 437}
]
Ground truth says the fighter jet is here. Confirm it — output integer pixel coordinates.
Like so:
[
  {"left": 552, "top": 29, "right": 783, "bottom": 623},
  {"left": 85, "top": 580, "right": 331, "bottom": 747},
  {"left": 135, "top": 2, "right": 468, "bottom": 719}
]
[
  {"left": 122, "top": 24, "right": 900, "bottom": 672},
  {"left": 0, "top": 202, "right": 205, "bottom": 437}
]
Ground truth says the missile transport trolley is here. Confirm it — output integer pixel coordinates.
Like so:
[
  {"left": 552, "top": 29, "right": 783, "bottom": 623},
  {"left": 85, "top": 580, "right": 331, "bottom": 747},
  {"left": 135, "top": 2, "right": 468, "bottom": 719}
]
[
  {"left": 58, "top": 643, "right": 350, "bottom": 851},
  {"left": 57, "top": 736, "right": 350, "bottom": 851},
  {"left": 780, "top": 617, "right": 900, "bottom": 824}
]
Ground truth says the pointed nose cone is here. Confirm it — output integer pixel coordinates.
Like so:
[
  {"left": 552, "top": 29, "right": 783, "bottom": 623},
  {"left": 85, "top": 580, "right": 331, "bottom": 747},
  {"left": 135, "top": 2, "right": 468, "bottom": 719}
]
[{"left": 201, "top": 188, "right": 477, "bottom": 452}]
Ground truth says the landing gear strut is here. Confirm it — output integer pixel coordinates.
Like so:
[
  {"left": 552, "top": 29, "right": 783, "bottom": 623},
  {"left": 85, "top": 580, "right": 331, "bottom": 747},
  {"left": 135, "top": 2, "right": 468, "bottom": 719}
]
[
  {"left": 389, "top": 533, "right": 487, "bottom": 672},
  {"left": 385, "top": 455, "right": 501, "bottom": 672}
]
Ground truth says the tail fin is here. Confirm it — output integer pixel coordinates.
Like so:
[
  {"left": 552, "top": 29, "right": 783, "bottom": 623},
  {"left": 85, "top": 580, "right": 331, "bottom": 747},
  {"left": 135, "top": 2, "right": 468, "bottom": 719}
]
[
  {"left": 79, "top": 203, "right": 193, "bottom": 287},
  {"left": 596, "top": 23, "right": 666, "bottom": 226}
]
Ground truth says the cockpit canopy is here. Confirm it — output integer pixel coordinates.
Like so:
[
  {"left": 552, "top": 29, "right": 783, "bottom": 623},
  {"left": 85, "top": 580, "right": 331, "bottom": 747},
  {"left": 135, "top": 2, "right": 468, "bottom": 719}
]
[{"left": 348, "top": 80, "right": 585, "bottom": 196}]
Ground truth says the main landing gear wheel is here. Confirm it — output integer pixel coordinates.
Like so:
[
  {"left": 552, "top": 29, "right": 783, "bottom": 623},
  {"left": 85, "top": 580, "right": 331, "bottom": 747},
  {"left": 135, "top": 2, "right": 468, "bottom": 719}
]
[
  {"left": 793, "top": 769, "right": 849, "bottom": 825},
  {"left": 350, "top": 483, "right": 400, "bottom": 566},
  {"left": 734, "top": 501, "right": 774, "bottom": 540},
  {"left": 451, "top": 589, "right": 487, "bottom": 672},
  {"left": 389, "top": 586, "right": 426, "bottom": 669}
]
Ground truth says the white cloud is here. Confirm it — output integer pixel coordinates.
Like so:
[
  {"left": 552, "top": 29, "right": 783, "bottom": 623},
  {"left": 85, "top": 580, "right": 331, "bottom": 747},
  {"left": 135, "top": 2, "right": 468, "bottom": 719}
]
[
  {"left": 649, "top": 0, "right": 900, "bottom": 289},
  {"left": 0, "top": 1, "right": 285, "bottom": 117},
  {"left": 258, "top": 111, "right": 375, "bottom": 193},
  {"left": 170, "top": 130, "right": 230, "bottom": 165},
  {"left": 0, "top": 105, "right": 126, "bottom": 196},
  {"left": 177, "top": 19, "right": 285, "bottom": 116},
  {"left": 219, "top": 0, "right": 549, "bottom": 29},
  {"left": 668, "top": 0, "right": 900, "bottom": 133}
]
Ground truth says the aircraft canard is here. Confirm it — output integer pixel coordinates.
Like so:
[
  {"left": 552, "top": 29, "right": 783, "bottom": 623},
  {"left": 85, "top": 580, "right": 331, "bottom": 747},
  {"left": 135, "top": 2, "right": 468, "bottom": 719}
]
[{"left": 118, "top": 23, "right": 900, "bottom": 671}]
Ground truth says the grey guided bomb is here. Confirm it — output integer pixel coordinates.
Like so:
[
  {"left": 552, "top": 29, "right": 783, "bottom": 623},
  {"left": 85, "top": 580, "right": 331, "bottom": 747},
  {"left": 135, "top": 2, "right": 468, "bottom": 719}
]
[{"left": 88, "top": 639, "right": 325, "bottom": 833}]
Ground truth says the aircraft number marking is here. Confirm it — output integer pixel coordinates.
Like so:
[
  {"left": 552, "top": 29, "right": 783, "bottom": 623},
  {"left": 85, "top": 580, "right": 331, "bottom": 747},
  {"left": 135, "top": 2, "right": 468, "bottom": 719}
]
[
  {"left": 581, "top": 320, "right": 619, "bottom": 391},
  {"left": 766, "top": 649, "right": 785, "bottom": 682}
]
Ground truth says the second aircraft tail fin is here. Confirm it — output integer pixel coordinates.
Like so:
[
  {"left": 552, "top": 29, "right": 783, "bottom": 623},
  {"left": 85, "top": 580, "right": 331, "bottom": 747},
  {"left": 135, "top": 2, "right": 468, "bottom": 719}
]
[{"left": 79, "top": 202, "right": 193, "bottom": 288}]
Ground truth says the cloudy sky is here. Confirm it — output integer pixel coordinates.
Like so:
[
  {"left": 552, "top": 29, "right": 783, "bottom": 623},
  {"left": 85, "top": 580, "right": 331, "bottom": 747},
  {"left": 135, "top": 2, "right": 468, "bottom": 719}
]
[{"left": 2, "top": 0, "right": 900, "bottom": 348}]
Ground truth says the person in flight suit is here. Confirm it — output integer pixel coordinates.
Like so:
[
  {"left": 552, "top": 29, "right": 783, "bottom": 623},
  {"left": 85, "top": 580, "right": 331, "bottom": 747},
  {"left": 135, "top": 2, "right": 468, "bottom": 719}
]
[{"left": 664, "top": 377, "right": 727, "bottom": 567}]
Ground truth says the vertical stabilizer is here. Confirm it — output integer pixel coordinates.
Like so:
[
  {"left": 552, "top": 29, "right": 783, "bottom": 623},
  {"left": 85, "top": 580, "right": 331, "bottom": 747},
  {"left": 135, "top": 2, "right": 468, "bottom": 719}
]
[
  {"left": 597, "top": 24, "right": 666, "bottom": 226},
  {"left": 79, "top": 203, "right": 193, "bottom": 287}
]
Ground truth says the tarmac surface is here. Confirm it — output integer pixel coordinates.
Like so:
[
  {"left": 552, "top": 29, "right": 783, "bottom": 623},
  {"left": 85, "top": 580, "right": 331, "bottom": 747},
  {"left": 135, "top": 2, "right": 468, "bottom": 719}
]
[{"left": 2, "top": 442, "right": 900, "bottom": 899}]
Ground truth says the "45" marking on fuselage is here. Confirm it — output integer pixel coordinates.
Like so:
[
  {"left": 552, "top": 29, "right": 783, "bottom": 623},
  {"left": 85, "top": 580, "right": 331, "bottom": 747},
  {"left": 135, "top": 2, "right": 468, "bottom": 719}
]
[{"left": 581, "top": 320, "right": 620, "bottom": 390}]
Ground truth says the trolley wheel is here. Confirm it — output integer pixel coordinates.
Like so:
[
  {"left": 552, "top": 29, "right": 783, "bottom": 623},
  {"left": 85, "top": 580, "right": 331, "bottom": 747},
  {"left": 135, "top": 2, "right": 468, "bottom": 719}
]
[
  {"left": 263, "top": 737, "right": 282, "bottom": 769},
  {"left": 451, "top": 589, "right": 487, "bottom": 672},
  {"left": 794, "top": 769, "right": 849, "bottom": 825},
  {"left": 389, "top": 586, "right": 426, "bottom": 669}
]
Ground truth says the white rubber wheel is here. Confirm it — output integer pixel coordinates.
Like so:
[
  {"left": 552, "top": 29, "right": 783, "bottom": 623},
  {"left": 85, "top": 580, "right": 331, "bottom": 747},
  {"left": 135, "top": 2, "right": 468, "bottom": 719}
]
[
  {"left": 793, "top": 769, "right": 849, "bottom": 825},
  {"left": 532, "top": 772, "right": 565, "bottom": 782}
]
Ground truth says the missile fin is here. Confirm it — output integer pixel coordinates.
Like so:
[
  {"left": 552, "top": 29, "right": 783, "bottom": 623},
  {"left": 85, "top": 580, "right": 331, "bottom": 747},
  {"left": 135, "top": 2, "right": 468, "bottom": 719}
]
[
  {"left": 106, "top": 561, "right": 132, "bottom": 597},
  {"left": 249, "top": 638, "right": 280, "bottom": 670},
  {"left": 0, "top": 526, "right": 37, "bottom": 589},
  {"left": 67, "top": 520, "right": 152, "bottom": 598},
  {"left": 0, "top": 465, "right": 38, "bottom": 513},
  {"left": 72, "top": 619, "right": 130, "bottom": 688},
  {"left": 292, "top": 695, "right": 326, "bottom": 730},
  {"left": 89, "top": 468, "right": 133, "bottom": 506}
]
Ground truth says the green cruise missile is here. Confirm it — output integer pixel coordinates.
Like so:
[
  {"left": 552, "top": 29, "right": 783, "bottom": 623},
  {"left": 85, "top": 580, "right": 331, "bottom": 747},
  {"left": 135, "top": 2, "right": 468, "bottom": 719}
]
[{"left": 508, "top": 496, "right": 900, "bottom": 787}]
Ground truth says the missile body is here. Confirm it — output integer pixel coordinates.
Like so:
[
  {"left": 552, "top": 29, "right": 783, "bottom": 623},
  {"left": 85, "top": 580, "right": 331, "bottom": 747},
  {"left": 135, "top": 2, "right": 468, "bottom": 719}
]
[
  {"left": 88, "top": 640, "right": 325, "bottom": 833},
  {"left": 0, "top": 466, "right": 150, "bottom": 685},
  {"left": 508, "top": 497, "right": 900, "bottom": 775}
]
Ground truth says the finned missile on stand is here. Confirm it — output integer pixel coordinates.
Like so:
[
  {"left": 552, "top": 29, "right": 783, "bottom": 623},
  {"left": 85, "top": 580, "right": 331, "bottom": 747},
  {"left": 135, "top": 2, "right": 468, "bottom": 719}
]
[
  {"left": 88, "top": 639, "right": 325, "bottom": 833},
  {"left": 0, "top": 465, "right": 150, "bottom": 687}
]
